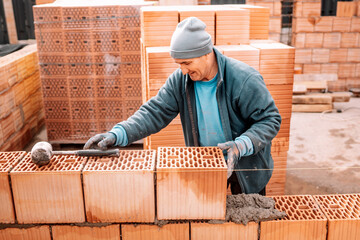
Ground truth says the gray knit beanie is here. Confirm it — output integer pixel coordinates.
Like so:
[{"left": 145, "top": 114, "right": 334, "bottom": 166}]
[{"left": 170, "top": 17, "right": 213, "bottom": 59}]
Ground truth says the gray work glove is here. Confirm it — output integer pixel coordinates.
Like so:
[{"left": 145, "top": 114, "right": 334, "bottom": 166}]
[
  {"left": 84, "top": 132, "right": 116, "bottom": 150},
  {"left": 218, "top": 141, "right": 244, "bottom": 179}
]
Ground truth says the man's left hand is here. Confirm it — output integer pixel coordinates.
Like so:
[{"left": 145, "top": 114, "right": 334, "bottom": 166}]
[{"left": 218, "top": 141, "right": 243, "bottom": 179}]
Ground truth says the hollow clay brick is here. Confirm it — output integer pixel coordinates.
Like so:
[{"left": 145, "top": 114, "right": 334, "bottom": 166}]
[
  {"left": 251, "top": 42, "right": 295, "bottom": 85},
  {"left": 293, "top": 17, "right": 314, "bottom": 33},
  {"left": 218, "top": 45, "right": 260, "bottom": 71},
  {"left": 157, "top": 147, "right": 227, "bottom": 220},
  {"left": 341, "top": 33, "right": 359, "bottom": 48},
  {"left": 323, "top": 33, "right": 341, "bottom": 48},
  {"left": 351, "top": 18, "right": 360, "bottom": 32},
  {"left": 260, "top": 195, "right": 327, "bottom": 240},
  {"left": 10, "top": 153, "right": 86, "bottom": 223},
  {"left": 83, "top": 150, "right": 156, "bottom": 223},
  {"left": 293, "top": 33, "right": 305, "bottom": 48},
  {"left": 305, "top": 33, "right": 323, "bottom": 48},
  {"left": 337, "top": 2, "right": 356, "bottom": 17},
  {"left": 330, "top": 49, "right": 348, "bottom": 63},
  {"left": 0, "top": 226, "right": 51, "bottom": 240},
  {"left": 312, "top": 49, "right": 330, "bottom": 63},
  {"left": 216, "top": 8, "right": 250, "bottom": 45},
  {"left": 141, "top": 6, "right": 179, "bottom": 47},
  {"left": 122, "top": 223, "right": 189, "bottom": 240},
  {"left": 52, "top": 224, "right": 120, "bottom": 240},
  {"left": 301, "top": 2, "right": 321, "bottom": 17},
  {"left": 0, "top": 151, "right": 26, "bottom": 223},
  {"left": 313, "top": 194, "right": 360, "bottom": 240},
  {"left": 314, "top": 17, "right": 333, "bottom": 32},
  {"left": 191, "top": 222, "right": 258, "bottom": 240},
  {"left": 333, "top": 17, "right": 351, "bottom": 32}
]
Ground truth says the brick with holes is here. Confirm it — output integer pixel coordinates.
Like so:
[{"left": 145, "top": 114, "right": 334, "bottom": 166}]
[
  {"left": 83, "top": 150, "right": 156, "bottom": 222},
  {"left": 10, "top": 153, "right": 86, "bottom": 223},
  {"left": 0, "top": 151, "right": 26, "bottom": 223},
  {"left": 260, "top": 195, "right": 327, "bottom": 240},
  {"left": 157, "top": 147, "right": 227, "bottom": 220},
  {"left": 313, "top": 194, "right": 360, "bottom": 240}
]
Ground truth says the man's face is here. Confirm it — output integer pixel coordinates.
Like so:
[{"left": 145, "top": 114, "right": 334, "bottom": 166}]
[{"left": 174, "top": 55, "right": 209, "bottom": 81}]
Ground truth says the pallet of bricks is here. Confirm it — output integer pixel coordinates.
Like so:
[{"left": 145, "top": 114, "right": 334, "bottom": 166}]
[
  {"left": 0, "top": 45, "right": 44, "bottom": 152},
  {"left": 141, "top": 4, "right": 294, "bottom": 196},
  {"left": 292, "top": 0, "right": 360, "bottom": 92},
  {"left": 33, "top": 0, "right": 155, "bottom": 144},
  {"left": 0, "top": 150, "right": 359, "bottom": 239}
]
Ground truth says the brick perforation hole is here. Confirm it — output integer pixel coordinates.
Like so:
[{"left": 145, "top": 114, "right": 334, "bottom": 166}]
[
  {"left": 62, "top": 7, "right": 91, "bottom": 29},
  {"left": 314, "top": 194, "right": 360, "bottom": 220},
  {"left": 0, "top": 152, "right": 26, "bottom": 172},
  {"left": 273, "top": 195, "right": 326, "bottom": 221},
  {"left": 84, "top": 150, "right": 155, "bottom": 171},
  {"left": 12, "top": 154, "right": 86, "bottom": 172},
  {"left": 157, "top": 147, "right": 226, "bottom": 169}
]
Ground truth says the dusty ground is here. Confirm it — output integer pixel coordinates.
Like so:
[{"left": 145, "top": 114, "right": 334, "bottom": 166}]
[
  {"left": 285, "top": 97, "right": 360, "bottom": 195},
  {"left": 24, "top": 98, "right": 360, "bottom": 195}
]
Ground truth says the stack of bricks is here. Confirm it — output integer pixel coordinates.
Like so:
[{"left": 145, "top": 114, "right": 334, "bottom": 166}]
[
  {"left": 292, "top": 0, "right": 360, "bottom": 91},
  {"left": 33, "top": 0, "right": 154, "bottom": 143},
  {"left": 141, "top": 5, "right": 293, "bottom": 195},
  {"left": 0, "top": 44, "right": 44, "bottom": 152},
  {"left": 245, "top": 0, "right": 282, "bottom": 42},
  {"left": 1, "top": 150, "right": 359, "bottom": 239}
]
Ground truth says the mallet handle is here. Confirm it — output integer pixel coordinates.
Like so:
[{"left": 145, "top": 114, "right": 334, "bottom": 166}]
[{"left": 53, "top": 149, "right": 120, "bottom": 157}]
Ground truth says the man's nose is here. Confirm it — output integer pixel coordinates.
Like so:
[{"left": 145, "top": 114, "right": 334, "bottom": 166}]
[{"left": 180, "top": 65, "right": 189, "bottom": 75}]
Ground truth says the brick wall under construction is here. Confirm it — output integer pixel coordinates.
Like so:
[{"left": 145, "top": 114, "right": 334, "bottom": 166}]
[
  {"left": 0, "top": 45, "right": 44, "bottom": 152},
  {"left": 0, "top": 150, "right": 359, "bottom": 239}
]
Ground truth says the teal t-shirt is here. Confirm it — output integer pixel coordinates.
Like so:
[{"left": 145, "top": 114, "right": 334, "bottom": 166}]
[{"left": 194, "top": 73, "right": 226, "bottom": 146}]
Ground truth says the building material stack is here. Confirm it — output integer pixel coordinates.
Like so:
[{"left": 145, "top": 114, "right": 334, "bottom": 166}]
[
  {"left": 0, "top": 45, "right": 44, "bottom": 152},
  {"left": 141, "top": 4, "right": 293, "bottom": 195},
  {"left": 292, "top": 0, "right": 360, "bottom": 92},
  {"left": 33, "top": 0, "right": 154, "bottom": 143}
]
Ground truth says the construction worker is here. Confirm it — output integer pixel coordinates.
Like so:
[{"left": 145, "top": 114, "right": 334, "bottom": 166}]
[{"left": 84, "top": 17, "right": 281, "bottom": 195}]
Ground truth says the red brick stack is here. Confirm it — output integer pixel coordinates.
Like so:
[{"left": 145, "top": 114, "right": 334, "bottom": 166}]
[
  {"left": 0, "top": 45, "right": 44, "bottom": 151},
  {"left": 33, "top": 1, "right": 154, "bottom": 143},
  {"left": 292, "top": 0, "right": 360, "bottom": 91}
]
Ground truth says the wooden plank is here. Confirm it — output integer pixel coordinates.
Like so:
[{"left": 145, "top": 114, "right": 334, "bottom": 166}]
[
  {"left": 292, "top": 95, "right": 332, "bottom": 104},
  {"left": 293, "top": 85, "right": 307, "bottom": 95},
  {"left": 2, "top": 0, "right": 18, "bottom": 43},
  {"left": 292, "top": 104, "right": 332, "bottom": 113}
]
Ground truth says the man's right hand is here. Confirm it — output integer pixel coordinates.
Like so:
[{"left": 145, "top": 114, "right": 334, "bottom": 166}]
[{"left": 84, "top": 132, "right": 116, "bottom": 150}]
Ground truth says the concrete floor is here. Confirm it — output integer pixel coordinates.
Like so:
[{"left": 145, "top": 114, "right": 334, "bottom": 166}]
[{"left": 24, "top": 98, "right": 360, "bottom": 195}]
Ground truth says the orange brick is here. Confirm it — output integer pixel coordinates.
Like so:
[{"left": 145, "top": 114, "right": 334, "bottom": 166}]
[
  {"left": 293, "top": 2, "right": 302, "bottom": 17},
  {"left": 312, "top": 49, "right": 330, "bottom": 63},
  {"left": 157, "top": 147, "right": 227, "bottom": 220},
  {"left": 293, "top": 17, "right": 314, "bottom": 32},
  {"left": 122, "top": 223, "right": 189, "bottom": 240},
  {"left": 52, "top": 225, "right": 120, "bottom": 240},
  {"left": 302, "top": 2, "right": 321, "bottom": 17},
  {"left": 83, "top": 150, "right": 156, "bottom": 223},
  {"left": 10, "top": 154, "right": 86, "bottom": 223},
  {"left": 305, "top": 33, "right": 323, "bottom": 48},
  {"left": 1, "top": 113, "right": 15, "bottom": 142},
  {"left": 356, "top": 63, "right": 360, "bottom": 77},
  {"left": 191, "top": 222, "right": 258, "bottom": 240},
  {"left": 341, "top": 33, "right": 359, "bottom": 48},
  {"left": 0, "top": 226, "right": 51, "bottom": 240},
  {"left": 337, "top": 2, "right": 356, "bottom": 17},
  {"left": 0, "top": 90, "right": 15, "bottom": 118},
  {"left": 323, "top": 33, "right": 341, "bottom": 48},
  {"left": 293, "top": 33, "right": 305, "bottom": 48},
  {"left": 338, "top": 63, "right": 357, "bottom": 78},
  {"left": 261, "top": 195, "right": 327, "bottom": 240},
  {"left": 333, "top": 17, "right": 351, "bottom": 32},
  {"left": 269, "top": 33, "right": 280, "bottom": 42},
  {"left": 303, "top": 64, "right": 321, "bottom": 74},
  {"left": 346, "top": 78, "right": 360, "bottom": 88},
  {"left": 269, "top": 17, "right": 281, "bottom": 33},
  {"left": 348, "top": 48, "right": 360, "bottom": 62},
  {"left": 0, "top": 152, "right": 26, "bottom": 223},
  {"left": 274, "top": 2, "right": 281, "bottom": 16},
  {"left": 314, "top": 16, "right": 333, "bottom": 32},
  {"left": 321, "top": 63, "right": 339, "bottom": 74},
  {"left": 352, "top": 17, "right": 360, "bottom": 32},
  {"left": 313, "top": 194, "right": 360, "bottom": 240},
  {"left": 295, "top": 49, "right": 312, "bottom": 64},
  {"left": 218, "top": 45, "right": 260, "bottom": 71},
  {"left": 328, "top": 81, "right": 347, "bottom": 92},
  {"left": 330, "top": 49, "right": 348, "bottom": 63}
]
